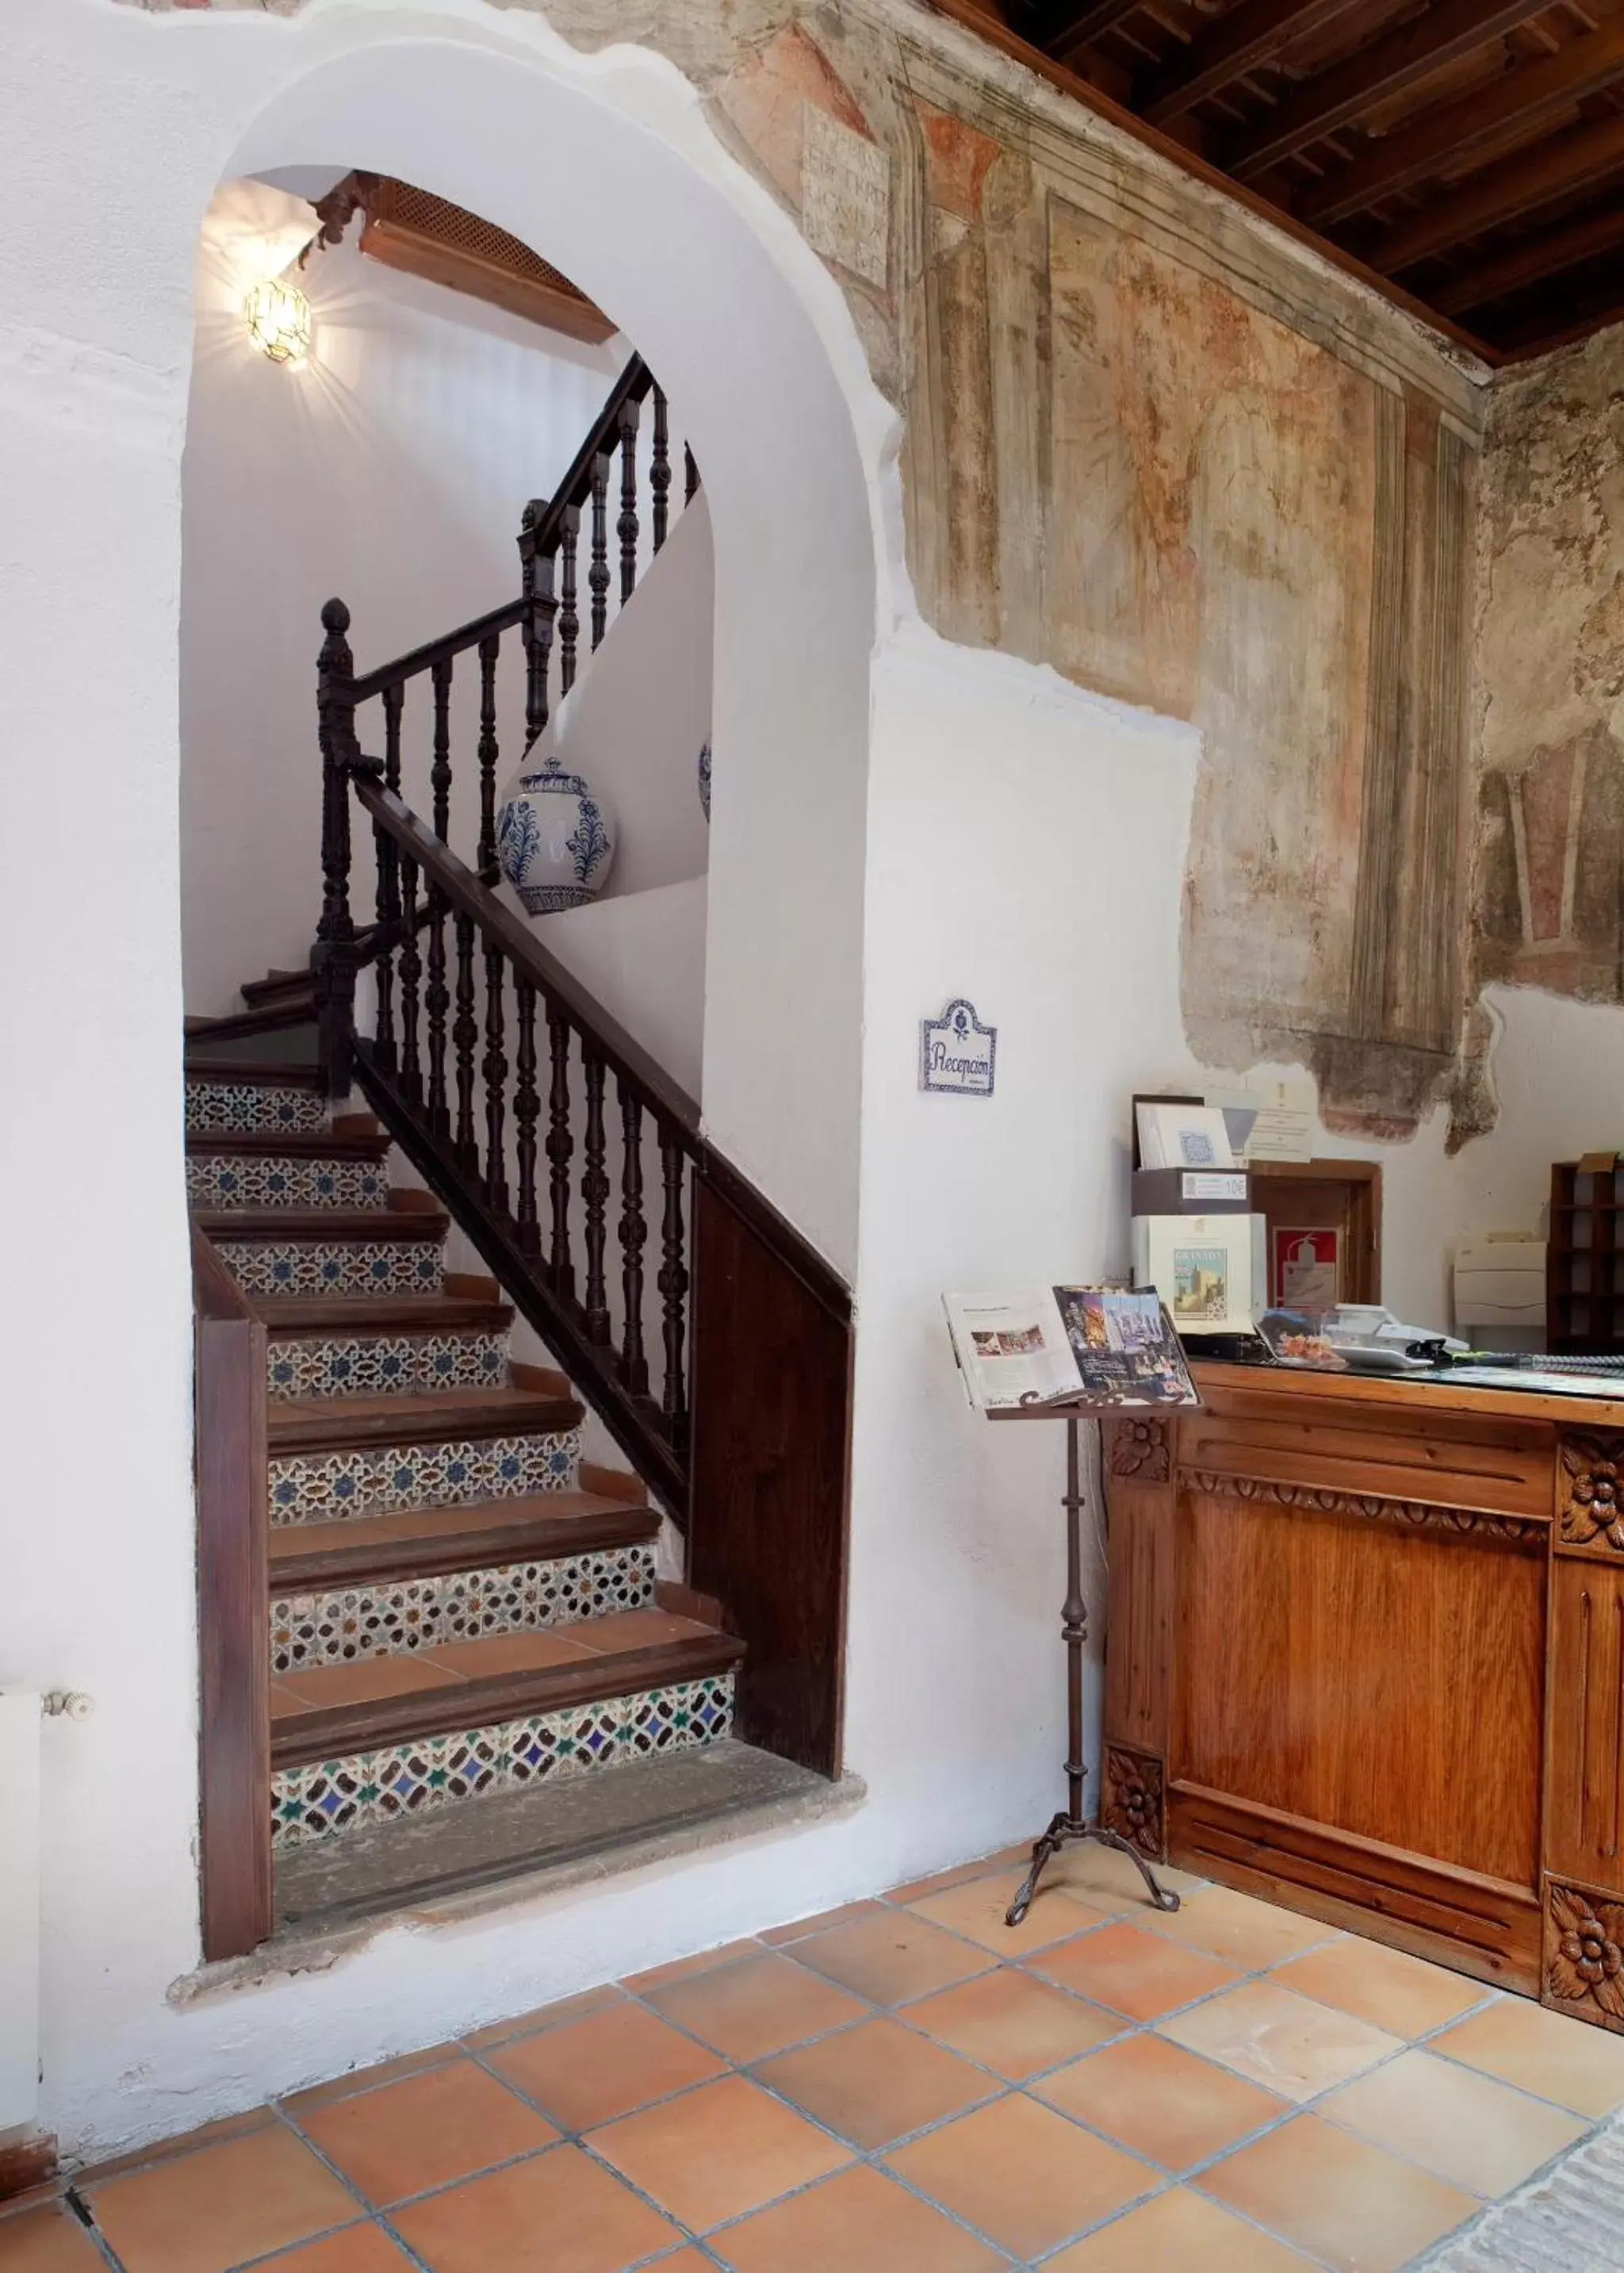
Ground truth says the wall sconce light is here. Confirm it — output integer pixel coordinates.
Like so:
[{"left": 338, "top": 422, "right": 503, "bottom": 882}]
[{"left": 245, "top": 275, "right": 312, "bottom": 365}]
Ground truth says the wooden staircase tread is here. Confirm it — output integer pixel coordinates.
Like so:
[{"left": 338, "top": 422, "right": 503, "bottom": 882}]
[
  {"left": 268, "top": 1491, "right": 658, "bottom": 1586},
  {"left": 260, "top": 1295, "right": 515, "bottom": 1337},
  {"left": 268, "top": 1386, "right": 581, "bottom": 1451},
  {"left": 191, "top": 1206, "right": 447, "bottom": 1242},
  {"left": 186, "top": 1129, "right": 393, "bottom": 1162},
  {"left": 270, "top": 1618, "right": 745, "bottom": 1768},
  {"left": 185, "top": 1058, "right": 324, "bottom": 1087}
]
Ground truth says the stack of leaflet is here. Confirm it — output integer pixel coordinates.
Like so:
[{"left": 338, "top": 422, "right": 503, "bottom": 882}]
[{"left": 1131, "top": 1099, "right": 1264, "bottom": 1338}]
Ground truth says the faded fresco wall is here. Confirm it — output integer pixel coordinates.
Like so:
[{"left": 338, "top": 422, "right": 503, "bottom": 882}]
[
  {"left": 119, "top": 0, "right": 1488, "bottom": 1131},
  {"left": 1473, "top": 328, "right": 1624, "bottom": 1041}
]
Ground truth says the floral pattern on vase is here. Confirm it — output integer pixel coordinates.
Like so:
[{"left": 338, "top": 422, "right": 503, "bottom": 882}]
[{"left": 496, "top": 753, "right": 617, "bottom": 915}]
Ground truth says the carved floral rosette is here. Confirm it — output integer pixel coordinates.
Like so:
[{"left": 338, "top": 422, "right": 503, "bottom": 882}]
[
  {"left": 1102, "top": 1745, "right": 1166, "bottom": 1860},
  {"left": 1544, "top": 1877, "right": 1624, "bottom": 2032},
  {"left": 1559, "top": 1432, "right": 1624, "bottom": 1555},
  {"left": 1105, "top": 1417, "right": 1170, "bottom": 1485}
]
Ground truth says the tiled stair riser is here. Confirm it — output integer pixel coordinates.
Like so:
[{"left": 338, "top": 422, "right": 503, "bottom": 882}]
[
  {"left": 186, "top": 1156, "right": 389, "bottom": 1210},
  {"left": 269, "top": 1429, "right": 581, "bottom": 1524},
  {"left": 272, "top": 1545, "right": 657, "bottom": 1673},
  {"left": 268, "top": 1332, "right": 508, "bottom": 1401},
  {"left": 273, "top": 1676, "right": 735, "bottom": 1849},
  {"left": 219, "top": 1241, "right": 445, "bottom": 1299},
  {"left": 186, "top": 1082, "right": 328, "bottom": 1136}
]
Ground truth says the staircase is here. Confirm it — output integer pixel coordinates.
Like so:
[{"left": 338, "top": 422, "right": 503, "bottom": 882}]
[{"left": 188, "top": 351, "right": 854, "bottom": 1961}]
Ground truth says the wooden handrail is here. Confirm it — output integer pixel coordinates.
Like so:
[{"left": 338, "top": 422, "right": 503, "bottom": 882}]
[
  {"left": 350, "top": 597, "right": 524, "bottom": 707},
  {"left": 354, "top": 774, "right": 702, "bottom": 1140}
]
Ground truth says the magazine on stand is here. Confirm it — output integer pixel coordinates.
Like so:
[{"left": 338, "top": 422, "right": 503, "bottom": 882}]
[{"left": 944, "top": 1286, "right": 1201, "bottom": 1413}]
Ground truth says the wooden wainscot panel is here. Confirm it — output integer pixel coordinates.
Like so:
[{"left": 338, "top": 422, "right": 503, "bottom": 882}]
[
  {"left": 1557, "top": 1430, "right": 1624, "bottom": 1562},
  {"left": 1173, "top": 1468, "right": 1547, "bottom": 1892},
  {"left": 1543, "top": 1875, "right": 1624, "bottom": 2034},
  {"left": 1171, "top": 1784, "right": 1543, "bottom": 1993},
  {"left": 1546, "top": 1556, "right": 1624, "bottom": 1893},
  {"left": 1101, "top": 1420, "right": 1174, "bottom": 1757},
  {"left": 1184, "top": 1370, "right": 1553, "bottom": 1520}
]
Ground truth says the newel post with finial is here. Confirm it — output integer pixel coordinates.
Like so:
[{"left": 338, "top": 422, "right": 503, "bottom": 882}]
[{"left": 313, "top": 596, "right": 365, "bottom": 1099}]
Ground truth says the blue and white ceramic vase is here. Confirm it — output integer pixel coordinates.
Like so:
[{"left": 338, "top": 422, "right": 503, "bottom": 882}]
[
  {"left": 496, "top": 753, "right": 616, "bottom": 915},
  {"left": 696, "top": 741, "right": 711, "bottom": 823}
]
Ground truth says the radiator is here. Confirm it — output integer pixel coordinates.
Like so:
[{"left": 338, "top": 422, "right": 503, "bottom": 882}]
[{"left": 0, "top": 1692, "right": 40, "bottom": 2132}]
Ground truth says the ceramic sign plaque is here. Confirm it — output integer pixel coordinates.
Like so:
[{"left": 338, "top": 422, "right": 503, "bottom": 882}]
[{"left": 921, "top": 999, "right": 996, "bottom": 1098}]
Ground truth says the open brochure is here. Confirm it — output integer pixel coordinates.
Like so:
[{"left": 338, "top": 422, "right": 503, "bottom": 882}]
[{"left": 944, "top": 1286, "right": 1201, "bottom": 1413}]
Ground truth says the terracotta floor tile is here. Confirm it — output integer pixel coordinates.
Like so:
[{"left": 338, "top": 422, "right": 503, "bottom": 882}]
[
  {"left": 904, "top": 1966, "right": 1124, "bottom": 2079},
  {"left": 1199, "top": 2111, "right": 1479, "bottom": 2271},
  {"left": 589, "top": 2073, "right": 851, "bottom": 2229},
  {"left": 1271, "top": 1936, "right": 1490, "bottom": 2039},
  {"left": 883, "top": 2092, "right": 1157, "bottom": 2258},
  {"left": 644, "top": 1949, "right": 868, "bottom": 2061},
  {"left": 274, "top": 1655, "right": 464, "bottom": 1708},
  {"left": 1038, "top": 1843, "right": 1205, "bottom": 1914},
  {"left": 1035, "top": 2029, "right": 1289, "bottom": 2169},
  {"left": 85, "top": 2124, "right": 360, "bottom": 2273},
  {"left": 425, "top": 1631, "right": 596, "bottom": 1675},
  {"left": 1431, "top": 1995, "right": 1624, "bottom": 2116},
  {"left": 252, "top": 2229, "right": 416, "bottom": 2269},
  {"left": 0, "top": 2206, "right": 108, "bottom": 2272},
  {"left": 713, "top": 2162, "right": 1005, "bottom": 2273},
  {"left": 459, "top": 1984, "right": 626, "bottom": 2051},
  {"left": 296, "top": 2056, "right": 557, "bottom": 2204},
  {"left": 753, "top": 2014, "right": 998, "bottom": 2148},
  {"left": 1159, "top": 1980, "right": 1404, "bottom": 2101},
  {"left": 487, "top": 2000, "right": 726, "bottom": 2130},
  {"left": 760, "top": 1899, "right": 887, "bottom": 1945},
  {"left": 904, "top": 1870, "right": 1114, "bottom": 1957},
  {"left": 1139, "top": 1883, "right": 1335, "bottom": 1971},
  {"left": 626, "top": 1938, "right": 764, "bottom": 1993},
  {"left": 283, "top": 2047, "right": 456, "bottom": 2115},
  {"left": 75, "top": 2106, "right": 279, "bottom": 2186},
  {"left": 788, "top": 1908, "right": 994, "bottom": 2006},
  {"left": 883, "top": 1860, "right": 1004, "bottom": 1903},
  {"left": 1032, "top": 1920, "right": 1240, "bottom": 2020},
  {"left": 565, "top": 1608, "right": 710, "bottom": 1651},
  {"left": 389, "top": 2142, "right": 679, "bottom": 2272},
  {"left": 1044, "top": 2184, "right": 1318, "bottom": 2271},
  {"left": 1323, "top": 2045, "right": 1588, "bottom": 2197}
]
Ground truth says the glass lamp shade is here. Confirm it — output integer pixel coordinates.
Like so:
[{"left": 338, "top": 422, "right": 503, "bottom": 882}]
[{"left": 245, "top": 277, "right": 312, "bottom": 365}]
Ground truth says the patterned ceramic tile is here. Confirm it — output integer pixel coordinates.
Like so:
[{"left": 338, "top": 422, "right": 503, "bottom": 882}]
[
  {"left": 268, "top": 1428, "right": 581, "bottom": 1524},
  {"left": 270, "top": 1545, "right": 657, "bottom": 1671},
  {"left": 219, "top": 1239, "right": 444, "bottom": 1298},
  {"left": 272, "top": 1676, "right": 735, "bottom": 1848},
  {"left": 267, "top": 1331, "right": 508, "bottom": 1401},
  {"left": 186, "top": 1079, "right": 327, "bottom": 1135},
  {"left": 186, "top": 1154, "right": 389, "bottom": 1210}
]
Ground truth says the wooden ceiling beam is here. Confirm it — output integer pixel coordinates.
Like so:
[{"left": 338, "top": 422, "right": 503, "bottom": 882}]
[
  {"left": 1369, "top": 109, "right": 1624, "bottom": 271},
  {"left": 1433, "top": 203, "right": 1624, "bottom": 316},
  {"left": 1298, "top": 17, "right": 1624, "bottom": 227},
  {"left": 1044, "top": 0, "right": 1143, "bottom": 60},
  {"left": 1143, "top": 0, "right": 1361, "bottom": 127},
  {"left": 1229, "top": 0, "right": 1554, "bottom": 181}
]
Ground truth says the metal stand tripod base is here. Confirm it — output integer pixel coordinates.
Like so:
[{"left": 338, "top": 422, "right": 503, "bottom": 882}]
[{"left": 1005, "top": 1808, "right": 1180, "bottom": 1927}]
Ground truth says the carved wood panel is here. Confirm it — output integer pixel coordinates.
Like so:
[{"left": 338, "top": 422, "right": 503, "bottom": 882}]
[
  {"left": 1546, "top": 1557, "right": 1624, "bottom": 1895},
  {"left": 1101, "top": 1470, "right": 1174, "bottom": 1755},
  {"left": 1102, "top": 1745, "right": 1166, "bottom": 1859},
  {"left": 1543, "top": 1876, "right": 1624, "bottom": 2033},
  {"left": 1105, "top": 1416, "right": 1170, "bottom": 1484},
  {"left": 1558, "top": 1432, "right": 1624, "bottom": 1558}
]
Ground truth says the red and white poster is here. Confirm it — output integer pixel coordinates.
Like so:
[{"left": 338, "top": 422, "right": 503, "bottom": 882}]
[{"left": 1273, "top": 1227, "right": 1339, "bottom": 1313}]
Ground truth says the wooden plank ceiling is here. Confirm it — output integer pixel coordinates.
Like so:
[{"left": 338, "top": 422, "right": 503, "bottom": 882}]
[{"left": 972, "top": 0, "right": 1624, "bottom": 357}]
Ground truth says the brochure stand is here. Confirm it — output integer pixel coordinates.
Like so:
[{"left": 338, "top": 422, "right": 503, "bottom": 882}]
[{"left": 990, "top": 1401, "right": 1182, "bottom": 1925}]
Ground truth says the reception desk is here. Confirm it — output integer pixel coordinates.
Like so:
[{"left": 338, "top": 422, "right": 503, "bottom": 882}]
[{"left": 1100, "top": 1361, "right": 1624, "bottom": 2031}]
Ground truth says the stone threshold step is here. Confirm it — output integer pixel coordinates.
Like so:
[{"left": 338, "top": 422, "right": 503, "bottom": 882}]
[
  {"left": 268, "top": 1387, "right": 579, "bottom": 1455},
  {"left": 269, "top": 1490, "right": 658, "bottom": 1589},
  {"left": 270, "top": 1612, "right": 742, "bottom": 1769}
]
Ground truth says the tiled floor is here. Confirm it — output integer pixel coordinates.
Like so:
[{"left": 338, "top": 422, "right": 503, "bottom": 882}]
[{"left": 8, "top": 1840, "right": 1624, "bottom": 2273}]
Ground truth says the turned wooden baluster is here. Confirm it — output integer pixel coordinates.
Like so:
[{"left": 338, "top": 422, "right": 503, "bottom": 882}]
[
  {"left": 520, "top": 499, "right": 556, "bottom": 746},
  {"left": 431, "top": 656, "right": 453, "bottom": 841},
  {"left": 374, "top": 681, "right": 404, "bottom": 1071},
  {"left": 651, "top": 387, "right": 671, "bottom": 554},
  {"left": 514, "top": 979, "right": 541, "bottom": 1257},
  {"left": 425, "top": 884, "right": 450, "bottom": 1138},
  {"left": 546, "top": 1011, "right": 575, "bottom": 1297},
  {"left": 477, "top": 635, "right": 501, "bottom": 881},
  {"left": 558, "top": 505, "right": 581, "bottom": 696},
  {"left": 452, "top": 911, "right": 478, "bottom": 1169},
  {"left": 398, "top": 851, "right": 423, "bottom": 1103},
  {"left": 617, "top": 398, "right": 641, "bottom": 604},
  {"left": 482, "top": 944, "right": 508, "bottom": 1213},
  {"left": 315, "top": 597, "right": 361, "bottom": 1096},
  {"left": 581, "top": 1050, "right": 611, "bottom": 1344},
  {"left": 685, "top": 444, "right": 699, "bottom": 504},
  {"left": 658, "top": 1132, "right": 690, "bottom": 1440},
  {"left": 588, "top": 450, "right": 611, "bottom": 652},
  {"left": 619, "top": 1083, "right": 649, "bottom": 1397}
]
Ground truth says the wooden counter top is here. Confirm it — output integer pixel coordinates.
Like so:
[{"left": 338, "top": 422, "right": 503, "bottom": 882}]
[{"left": 1192, "top": 1355, "right": 1624, "bottom": 1432}]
